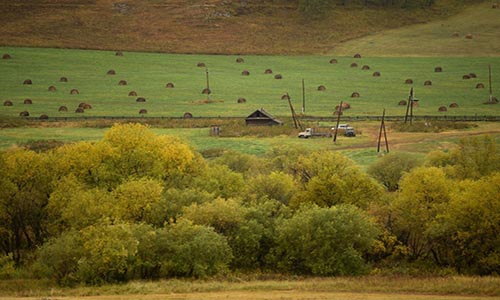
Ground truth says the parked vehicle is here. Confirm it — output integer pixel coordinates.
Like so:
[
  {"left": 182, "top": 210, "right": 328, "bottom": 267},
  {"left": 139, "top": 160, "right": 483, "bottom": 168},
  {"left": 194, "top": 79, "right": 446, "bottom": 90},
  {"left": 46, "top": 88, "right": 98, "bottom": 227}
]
[{"left": 298, "top": 128, "right": 332, "bottom": 138}]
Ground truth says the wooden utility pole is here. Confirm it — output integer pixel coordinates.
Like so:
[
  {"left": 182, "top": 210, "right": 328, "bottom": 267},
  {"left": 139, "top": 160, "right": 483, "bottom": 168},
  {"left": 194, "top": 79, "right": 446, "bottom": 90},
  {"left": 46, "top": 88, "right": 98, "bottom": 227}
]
[
  {"left": 377, "top": 109, "right": 389, "bottom": 153},
  {"left": 205, "top": 67, "right": 210, "bottom": 100},
  {"left": 302, "top": 79, "right": 306, "bottom": 114},
  {"left": 333, "top": 101, "right": 343, "bottom": 143},
  {"left": 404, "top": 87, "right": 414, "bottom": 124},
  {"left": 287, "top": 93, "right": 302, "bottom": 130},
  {"left": 489, "top": 64, "right": 493, "bottom": 103}
]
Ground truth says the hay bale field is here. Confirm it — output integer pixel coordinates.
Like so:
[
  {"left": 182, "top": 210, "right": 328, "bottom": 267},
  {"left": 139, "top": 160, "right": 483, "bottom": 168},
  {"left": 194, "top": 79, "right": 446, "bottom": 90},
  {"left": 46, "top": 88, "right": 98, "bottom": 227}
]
[{"left": 0, "top": 47, "right": 498, "bottom": 118}]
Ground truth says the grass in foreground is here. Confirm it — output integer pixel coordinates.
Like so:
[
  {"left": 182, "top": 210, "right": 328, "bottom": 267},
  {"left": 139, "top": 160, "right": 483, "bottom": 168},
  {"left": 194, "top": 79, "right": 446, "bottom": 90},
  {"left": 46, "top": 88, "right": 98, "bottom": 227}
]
[{"left": 1, "top": 276, "right": 499, "bottom": 299}]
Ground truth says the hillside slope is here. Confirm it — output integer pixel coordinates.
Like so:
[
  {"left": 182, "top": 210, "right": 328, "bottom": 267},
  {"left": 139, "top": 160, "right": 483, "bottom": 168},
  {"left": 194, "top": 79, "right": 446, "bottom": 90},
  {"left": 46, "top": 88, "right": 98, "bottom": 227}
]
[
  {"left": 333, "top": 2, "right": 500, "bottom": 57},
  {"left": 0, "top": 0, "right": 485, "bottom": 55}
]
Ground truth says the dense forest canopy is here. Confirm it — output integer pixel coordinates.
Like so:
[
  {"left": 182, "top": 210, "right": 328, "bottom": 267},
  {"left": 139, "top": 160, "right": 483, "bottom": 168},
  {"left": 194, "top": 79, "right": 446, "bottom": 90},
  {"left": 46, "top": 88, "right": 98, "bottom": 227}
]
[{"left": 0, "top": 123, "right": 499, "bottom": 285}]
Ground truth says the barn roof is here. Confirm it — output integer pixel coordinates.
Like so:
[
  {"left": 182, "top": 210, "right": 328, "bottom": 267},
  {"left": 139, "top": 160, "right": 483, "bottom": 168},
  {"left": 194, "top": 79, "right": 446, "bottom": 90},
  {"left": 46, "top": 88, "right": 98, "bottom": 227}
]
[{"left": 245, "top": 108, "right": 283, "bottom": 125}]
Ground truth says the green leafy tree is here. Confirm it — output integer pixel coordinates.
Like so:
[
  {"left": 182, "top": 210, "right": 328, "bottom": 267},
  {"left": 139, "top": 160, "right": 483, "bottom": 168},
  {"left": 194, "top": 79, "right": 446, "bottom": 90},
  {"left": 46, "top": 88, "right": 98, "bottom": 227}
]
[
  {"left": 183, "top": 198, "right": 274, "bottom": 270},
  {"left": 163, "top": 188, "right": 215, "bottom": 223},
  {"left": 290, "top": 151, "right": 382, "bottom": 208},
  {"left": 78, "top": 223, "right": 139, "bottom": 284},
  {"left": 193, "top": 164, "right": 246, "bottom": 199},
  {"left": 247, "top": 171, "right": 297, "bottom": 205},
  {"left": 0, "top": 149, "right": 53, "bottom": 265},
  {"left": 111, "top": 177, "right": 166, "bottom": 225},
  {"left": 432, "top": 173, "right": 500, "bottom": 274},
  {"left": 34, "top": 230, "right": 83, "bottom": 285},
  {"left": 273, "top": 204, "right": 379, "bottom": 275},
  {"left": 156, "top": 220, "right": 232, "bottom": 277},
  {"left": 48, "top": 176, "right": 113, "bottom": 231},
  {"left": 101, "top": 123, "right": 202, "bottom": 187},
  {"left": 449, "top": 136, "right": 500, "bottom": 180},
  {"left": 368, "top": 152, "right": 422, "bottom": 191},
  {"left": 392, "top": 167, "right": 452, "bottom": 262}
]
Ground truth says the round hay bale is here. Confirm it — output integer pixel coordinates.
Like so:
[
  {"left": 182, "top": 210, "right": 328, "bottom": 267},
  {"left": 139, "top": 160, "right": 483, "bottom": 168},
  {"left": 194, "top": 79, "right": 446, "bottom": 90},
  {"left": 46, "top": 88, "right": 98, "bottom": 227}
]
[
  {"left": 118, "top": 80, "right": 127, "bottom": 86},
  {"left": 48, "top": 85, "right": 57, "bottom": 92},
  {"left": 166, "top": 82, "right": 175, "bottom": 88},
  {"left": 136, "top": 97, "right": 146, "bottom": 102},
  {"left": 39, "top": 114, "right": 49, "bottom": 120},
  {"left": 373, "top": 71, "right": 381, "bottom": 77},
  {"left": 335, "top": 102, "right": 351, "bottom": 110},
  {"left": 469, "top": 73, "right": 477, "bottom": 78},
  {"left": 281, "top": 94, "right": 290, "bottom": 100},
  {"left": 493, "top": 3, "right": 498, "bottom": 8},
  {"left": 237, "top": 97, "right": 246, "bottom": 103},
  {"left": 438, "top": 106, "right": 447, "bottom": 112},
  {"left": 449, "top": 102, "right": 459, "bottom": 108},
  {"left": 405, "top": 78, "right": 413, "bottom": 84},
  {"left": 333, "top": 110, "right": 343, "bottom": 115},
  {"left": 274, "top": 74, "right": 282, "bottom": 79},
  {"left": 115, "top": 51, "right": 124, "bottom": 56},
  {"left": 3, "top": 100, "right": 13, "bottom": 106},
  {"left": 476, "top": 83, "right": 485, "bottom": 89},
  {"left": 202, "top": 88, "right": 211, "bottom": 94},
  {"left": 23, "top": 79, "right": 32, "bottom": 85},
  {"left": 78, "top": 102, "right": 86, "bottom": 108},
  {"left": 361, "top": 65, "right": 370, "bottom": 70},
  {"left": 412, "top": 101, "right": 419, "bottom": 107},
  {"left": 399, "top": 100, "right": 407, "bottom": 106},
  {"left": 139, "top": 109, "right": 148, "bottom": 114},
  {"left": 23, "top": 98, "right": 32, "bottom": 104},
  {"left": 2, "top": 53, "right": 11, "bottom": 59},
  {"left": 128, "top": 91, "right": 137, "bottom": 96},
  {"left": 351, "top": 92, "right": 360, "bottom": 98},
  {"left": 107, "top": 69, "right": 116, "bottom": 75},
  {"left": 70, "top": 89, "right": 79, "bottom": 95},
  {"left": 58, "top": 105, "right": 68, "bottom": 112},
  {"left": 19, "top": 111, "right": 29, "bottom": 117},
  {"left": 183, "top": 112, "right": 193, "bottom": 118},
  {"left": 197, "top": 62, "right": 206, "bottom": 67},
  {"left": 318, "top": 85, "right": 326, "bottom": 91},
  {"left": 462, "top": 74, "right": 471, "bottom": 80},
  {"left": 60, "top": 77, "right": 68, "bottom": 82},
  {"left": 350, "top": 62, "right": 358, "bottom": 68},
  {"left": 329, "top": 58, "right": 338, "bottom": 64},
  {"left": 241, "top": 70, "right": 250, "bottom": 76},
  {"left": 75, "top": 107, "right": 84, "bottom": 113},
  {"left": 465, "top": 33, "right": 473, "bottom": 39},
  {"left": 236, "top": 57, "right": 244, "bottom": 63},
  {"left": 354, "top": 53, "right": 362, "bottom": 58},
  {"left": 424, "top": 80, "right": 432, "bottom": 86},
  {"left": 265, "top": 69, "right": 273, "bottom": 74},
  {"left": 452, "top": 32, "right": 460, "bottom": 38},
  {"left": 82, "top": 103, "right": 92, "bottom": 109},
  {"left": 435, "top": 66, "right": 443, "bottom": 72}
]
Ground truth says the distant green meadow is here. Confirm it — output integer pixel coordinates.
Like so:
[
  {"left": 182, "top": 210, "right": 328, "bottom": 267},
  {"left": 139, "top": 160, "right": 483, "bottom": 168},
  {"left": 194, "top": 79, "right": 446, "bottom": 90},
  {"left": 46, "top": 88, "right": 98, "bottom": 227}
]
[{"left": 1, "top": 47, "right": 499, "bottom": 119}]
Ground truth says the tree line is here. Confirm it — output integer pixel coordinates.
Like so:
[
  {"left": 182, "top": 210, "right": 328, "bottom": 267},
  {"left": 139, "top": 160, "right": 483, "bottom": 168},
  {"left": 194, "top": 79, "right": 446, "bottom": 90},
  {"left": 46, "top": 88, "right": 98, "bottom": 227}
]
[{"left": 0, "top": 123, "right": 499, "bottom": 285}]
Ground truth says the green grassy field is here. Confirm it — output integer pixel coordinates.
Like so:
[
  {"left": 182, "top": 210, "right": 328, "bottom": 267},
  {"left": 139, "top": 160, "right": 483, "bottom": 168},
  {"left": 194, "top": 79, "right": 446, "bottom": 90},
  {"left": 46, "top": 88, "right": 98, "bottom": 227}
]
[
  {"left": 1, "top": 47, "right": 499, "bottom": 120},
  {"left": 334, "top": 2, "right": 500, "bottom": 57}
]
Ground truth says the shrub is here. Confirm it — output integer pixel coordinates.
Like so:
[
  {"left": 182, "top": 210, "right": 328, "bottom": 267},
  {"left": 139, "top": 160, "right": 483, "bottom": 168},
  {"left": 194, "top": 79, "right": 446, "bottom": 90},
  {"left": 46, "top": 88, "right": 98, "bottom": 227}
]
[
  {"left": 273, "top": 204, "right": 379, "bottom": 275},
  {"left": 157, "top": 220, "right": 232, "bottom": 278},
  {"left": 368, "top": 152, "right": 423, "bottom": 191}
]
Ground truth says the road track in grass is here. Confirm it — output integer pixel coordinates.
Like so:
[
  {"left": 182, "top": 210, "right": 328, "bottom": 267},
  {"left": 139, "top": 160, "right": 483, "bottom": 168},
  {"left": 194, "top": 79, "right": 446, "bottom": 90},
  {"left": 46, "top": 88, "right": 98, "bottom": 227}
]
[{"left": 1, "top": 291, "right": 498, "bottom": 300}]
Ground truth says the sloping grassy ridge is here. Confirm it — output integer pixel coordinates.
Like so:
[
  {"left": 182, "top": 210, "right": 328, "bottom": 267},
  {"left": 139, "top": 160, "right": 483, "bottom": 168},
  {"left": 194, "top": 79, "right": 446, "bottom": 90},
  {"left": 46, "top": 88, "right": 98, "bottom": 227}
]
[{"left": 0, "top": 0, "right": 486, "bottom": 55}]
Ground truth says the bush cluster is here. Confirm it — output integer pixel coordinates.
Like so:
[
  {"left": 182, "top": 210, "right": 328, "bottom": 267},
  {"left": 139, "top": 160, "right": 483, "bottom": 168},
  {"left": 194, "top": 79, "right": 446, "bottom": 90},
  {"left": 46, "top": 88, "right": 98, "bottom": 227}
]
[{"left": 0, "top": 123, "right": 499, "bottom": 285}]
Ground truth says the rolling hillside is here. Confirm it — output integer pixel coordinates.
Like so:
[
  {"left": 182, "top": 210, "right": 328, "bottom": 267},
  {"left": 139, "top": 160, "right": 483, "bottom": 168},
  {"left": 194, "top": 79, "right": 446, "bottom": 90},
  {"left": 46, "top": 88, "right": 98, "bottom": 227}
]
[{"left": 0, "top": 0, "right": 492, "bottom": 55}]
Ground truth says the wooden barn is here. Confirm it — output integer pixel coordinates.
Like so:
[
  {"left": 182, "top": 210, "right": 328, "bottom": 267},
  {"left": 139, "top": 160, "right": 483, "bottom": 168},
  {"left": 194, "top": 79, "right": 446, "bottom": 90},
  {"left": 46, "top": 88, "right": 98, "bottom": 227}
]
[{"left": 245, "top": 108, "right": 283, "bottom": 126}]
